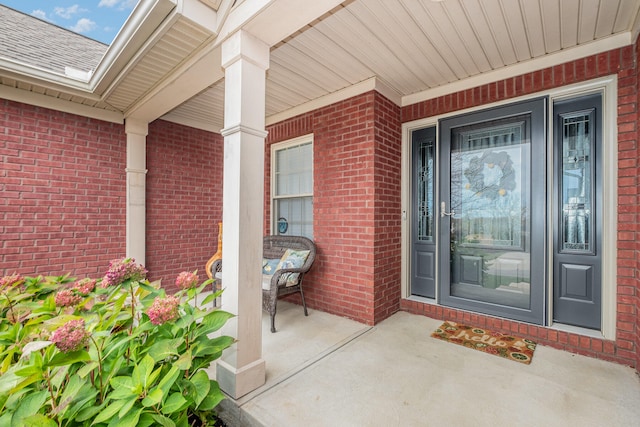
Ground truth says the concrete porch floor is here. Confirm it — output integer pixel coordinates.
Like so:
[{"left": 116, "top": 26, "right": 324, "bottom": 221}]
[{"left": 213, "top": 301, "right": 640, "bottom": 427}]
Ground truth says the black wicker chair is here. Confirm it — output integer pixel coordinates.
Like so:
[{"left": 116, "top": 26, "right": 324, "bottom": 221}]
[{"left": 209, "top": 235, "right": 316, "bottom": 333}]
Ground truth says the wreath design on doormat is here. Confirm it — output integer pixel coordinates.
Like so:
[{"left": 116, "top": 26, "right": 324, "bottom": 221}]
[{"left": 463, "top": 151, "right": 516, "bottom": 200}]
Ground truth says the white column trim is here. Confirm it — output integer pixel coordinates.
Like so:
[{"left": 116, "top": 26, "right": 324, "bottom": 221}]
[
  {"left": 220, "top": 124, "right": 269, "bottom": 138},
  {"left": 124, "top": 118, "right": 148, "bottom": 265}
]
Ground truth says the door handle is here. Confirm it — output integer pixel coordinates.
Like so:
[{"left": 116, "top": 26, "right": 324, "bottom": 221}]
[{"left": 440, "top": 201, "right": 455, "bottom": 218}]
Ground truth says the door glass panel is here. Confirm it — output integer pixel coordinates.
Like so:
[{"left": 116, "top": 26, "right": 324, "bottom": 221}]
[
  {"left": 560, "top": 112, "right": 593, "bottom": 253},
  {"left": 449, "top": 118, "right": 531, "bottom": 309},
  {"left": 418, "top": 140, "right": 434, "bottom": 242}
]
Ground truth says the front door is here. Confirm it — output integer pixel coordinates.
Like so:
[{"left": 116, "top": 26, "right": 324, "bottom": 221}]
[{"left": 438, "top": 99, "right": 546, "bottom": 324}]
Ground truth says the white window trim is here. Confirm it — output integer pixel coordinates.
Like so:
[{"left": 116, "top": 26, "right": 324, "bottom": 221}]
[
  {"left": 401, "top": 75, "right": 617, "bottom": 340},
  {"left": 270, "top": 133, "right": 314, "bottom": 236}
]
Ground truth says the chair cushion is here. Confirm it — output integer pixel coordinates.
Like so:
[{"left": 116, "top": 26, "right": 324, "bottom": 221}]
[
  {"left": 262, "top": 274, "right": 272, "bottom": 290},
  {"left": 262, "top": 258, "right": 280, "bottom": 275},
  {"left": 276, "top": 248, "right": 310, "bottom": 286}
]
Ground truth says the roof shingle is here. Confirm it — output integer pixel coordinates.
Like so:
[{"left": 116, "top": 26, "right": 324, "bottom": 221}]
[{"left": 0, "top": 5, "right": 108, "bottom": 77}]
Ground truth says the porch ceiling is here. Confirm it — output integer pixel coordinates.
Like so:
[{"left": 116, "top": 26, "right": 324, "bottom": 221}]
[
  {"left": 1, "top": 0, "right": 639, "bottom": 131},
  {"left": 164, "top": 0, "right": 640, "bottom": 131}
]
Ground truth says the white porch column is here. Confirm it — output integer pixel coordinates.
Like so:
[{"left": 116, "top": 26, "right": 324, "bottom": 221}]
[
  {"left": 216, "top": 30, "right": 269, "bottom": 399},
  {"left": 124, "top": 119, "right": 148, "bottom": 264}
]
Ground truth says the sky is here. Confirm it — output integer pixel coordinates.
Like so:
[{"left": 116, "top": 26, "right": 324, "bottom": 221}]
[{"left": 1, "top": 1, "right": 138, "bottom": 45}]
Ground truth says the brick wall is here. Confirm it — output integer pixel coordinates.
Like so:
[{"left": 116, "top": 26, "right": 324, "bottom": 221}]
[
  {"left": 0, "top": 99, "right": 126, "bottom": 279},
  {"left": 266, "top": 91, "right": 401, "bottom": 325},
  {"left": 635, "top": 37, "right": 640, "bottom": 371},
  {"left": 371, "top": 92, "right": 402, "bottom": 323},
  {"left": 145, "top": 120, "right": 223, "bottom": 293},
  {"left": 0, "top": 106, "right": 223, "bottom": 291},
  {"left": 401, "top": 43, "right": 640, "bottom": 368}
]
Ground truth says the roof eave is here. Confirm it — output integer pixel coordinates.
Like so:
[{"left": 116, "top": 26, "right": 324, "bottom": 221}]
[{"left": 89, "top": 0, "right": 178, "bottom": 96}]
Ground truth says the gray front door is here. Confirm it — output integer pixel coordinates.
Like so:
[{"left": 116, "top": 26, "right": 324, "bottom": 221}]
[
  {"left": 411, "top": 127, "right": 436, "bottom": 298},
  {"left": 552, "top": 94, "right": 602, "bottom": 329},
  {"left": 438, "top": 99, "right": 546, "bottom": 325}
]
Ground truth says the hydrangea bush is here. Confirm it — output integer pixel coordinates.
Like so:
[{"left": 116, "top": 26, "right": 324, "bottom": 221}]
[{"left": 0, "top": 259, "right": 233, "bottom": 426}]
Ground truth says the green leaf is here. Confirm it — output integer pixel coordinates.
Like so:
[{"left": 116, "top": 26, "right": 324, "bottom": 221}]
[
  {"left": 75, "top": 402, "right": 105, "bottom": 422},
  {"left": 92, "top": 399, "right": 126, "bottom": 425},
  {"left": 133, "top": 354, "right": 155, "bottom": 390},
  {"left": 46, "top": 349, "right": 91, "bottom": 367},
  {"left": 137, "top": 413, "right": 158, "bottom": 427},
  {"left": 63, "top": 386, "right": 99, "bottom": 422},
  {"left": 192, "top": 335, "right": 235, "bottom": 357},
  {"left": 102, "top": 333, "right": 135, "bottom": 360},
  {"left": 190, "top": 370, "right": 210, "bottom": 407},
  {"left": 161, "top": 392, "right": 188, "bottom": 415},
  {"left": 21, "top": 414, "right": 57, "bottom": 427},
  {"left": 118, "top": 396, "right": 138, "bottom": 419},
  {"left": 0, "top": 412, "right": 11, "bottom": 427},
  {"left": 198, "top": 380, "right": 225, "bottom": 411},
  {"left": 119, "top": 407, "right": 144, "bottom": 427},
  {"left": 48, "top": 363, "right": 69, "bottom": 391},
  {"left": 14, "top": 365, "right": 42, "bottom": 378},
  {"left": 8, "top": 373, "right": 42, "bottom": 395},
  {"left": 107, "top": 376, "right": 138, "bottom": 400},
  {"left": 53, "top": 374, "right": 86, "bottom": 417},
  {"left": 141, "top": 387, "right": 163, "bottom": 407},
  {"left": 156, "top": 366, "right": 180, "bottom": 397},
  {"left": 200, "top": 293, "right": 216, "bottom": 306},
  {"left": 197, "top": 310, "right": 234, "bottom": 336},
  {"left": 146, "top": 366, "right": 162, "bottom": 389},
  {"left": 151, "top": 414, "right": 177, "bottom": 427},
  {"left": 146, "top": 339, "right": 182, "bottom": 362},
  {"left": 173, "top": 349, "right": 192, "bottom": 371},
  {"left": 76, "top": 360, "right": 99, "bottom": 378},
  {"left": 109, "top": 376, "right": 133, "bottom": 391},
  {"left": 10, "top": 390, "right": 48, "bottom": 427},
  {"left": 0, "top": 370, "right": 21, "bottom": 396}
]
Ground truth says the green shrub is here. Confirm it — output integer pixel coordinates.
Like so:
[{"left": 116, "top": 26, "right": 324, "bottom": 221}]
[{"left": 0, "top": 258, "right": 233, "bottom": 426}]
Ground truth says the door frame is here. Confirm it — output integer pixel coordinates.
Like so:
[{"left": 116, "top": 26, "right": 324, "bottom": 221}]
[{"left": 400, "top": 76, "right": 617, "bottom": 339}]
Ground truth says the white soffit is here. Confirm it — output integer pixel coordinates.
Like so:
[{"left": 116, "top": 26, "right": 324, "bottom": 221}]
[{"left": 258, "top": 0, "right": 640, "bottom": 124}]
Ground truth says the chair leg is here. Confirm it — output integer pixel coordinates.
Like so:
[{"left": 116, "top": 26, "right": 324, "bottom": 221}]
[
  {"left": 270, "top": 312, "right": 277, "bottom": 333},
  {"left": 299, "top": 287, "right": 308, "bottom": 316}
]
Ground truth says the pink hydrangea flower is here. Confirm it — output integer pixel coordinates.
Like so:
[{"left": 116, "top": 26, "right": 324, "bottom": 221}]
[
  {"left": 101, "top": 258, "right": 147, "bottom": 288},
  {"left": 50, "top": 319, "right": 90, "bottom": 353},
  {"left": 55, "top": 289, "right": 83, "bottom": 307},
  {"left": 147, "top": 295, "right": 180, "bottom": 325},
  {"left": 176, "top": 271, "right": 198, "bottom": 290},
  {"left": 73, "top": 278, "right": 96, "bottom": 295},
  {"left": 0, "top": 273, "right": 23, "bottom": 290}
]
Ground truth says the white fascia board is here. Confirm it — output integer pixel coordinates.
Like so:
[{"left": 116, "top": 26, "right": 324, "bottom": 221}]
[
  {"left": 0, "top": 85, "right": 123, "bottom": 124},
  {"left": 0, "top": 58, "right": 92, "bottom": 93},
  {"left": 402, "top": 32, "right": 633, "bottom": 107}
]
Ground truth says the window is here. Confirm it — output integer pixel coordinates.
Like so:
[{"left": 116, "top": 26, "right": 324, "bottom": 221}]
[{"left": 271, "top": 135, "right": 313, "bottom": 238}]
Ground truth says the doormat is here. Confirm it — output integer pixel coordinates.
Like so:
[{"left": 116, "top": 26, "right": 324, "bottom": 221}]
[{"left": 431, "top": 321, "right": 537, "bottom": 364}]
